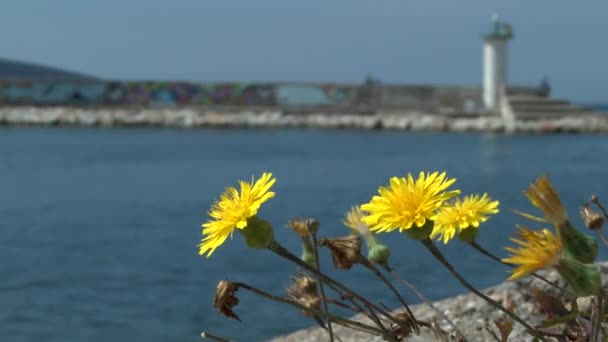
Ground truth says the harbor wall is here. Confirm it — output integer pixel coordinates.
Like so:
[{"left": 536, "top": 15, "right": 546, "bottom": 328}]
[
  {"left": 0, "top": 81, "right": 541, "bottom": 114},
  {"left": 1, "top": 106, "right": 606, "bottom": 134}
]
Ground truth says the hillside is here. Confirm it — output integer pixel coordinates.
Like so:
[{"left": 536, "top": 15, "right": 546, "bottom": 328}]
[{"left": 0, "top": 58, "right": 97, "bottom": 81}]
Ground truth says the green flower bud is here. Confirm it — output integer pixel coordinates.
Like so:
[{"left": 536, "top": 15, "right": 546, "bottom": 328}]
[
  {"left": 367, "top": 235, "right": 391, "bottom": 266},
  {"left": 558, "top": 222, "right": 599, "bottom": 264},
  {"left": 239, "top": 216, "right": 274, "bottom": 250},
  {"left": 555, "top": 257, "right": 601, "bottom": 297},
  {"left": 403, "top": 220, "right": 434, "bottom": 240},
  {"left": 300, "top": 236, "right": 316, "bottom": 267},
  {"left": 457, "top": 227, "right": 478, "bottom": 242}
]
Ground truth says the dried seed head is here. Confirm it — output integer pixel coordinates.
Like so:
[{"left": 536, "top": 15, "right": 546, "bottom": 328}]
[
  {"left": 389, "top": 311, "right": 416, "bottom": 339},
  {"left": 288, "top": 218, "right": 320, "bottom": 237},
  {"left": 214, "top": 280, "right": 240, "bottom": 321},
  {"left": 288, "top": 219, "right": 310, "bottom": 237},
  {"left": 579, "top": 204, "right": 604, "bottom": 230},
  {"left": 320, "top": 234, "right": 362, "bottom": 270},
  {"left": 286, "top": 275, "right": 321, "bottom": 316}
]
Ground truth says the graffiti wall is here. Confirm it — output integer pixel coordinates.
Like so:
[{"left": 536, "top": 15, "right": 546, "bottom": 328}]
[
  {"left": 0, "top": 81, "right": 277, "bottom": 106},
  {"left": 0, "top": 81, "right": 370, "bottom": 108},
  {"left": 0, "top": 80, "right": 539, "bottom": 111}
]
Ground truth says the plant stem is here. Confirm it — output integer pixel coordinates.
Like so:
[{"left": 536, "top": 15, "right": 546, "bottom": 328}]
[
  {"left": 324, "top": 282, "right": 390, "bottom": 334},
  {"left": 383, "top": 263, "right": 466, "bottom": 341},
  {"left": 591, "top": 197, "right": 608, "bottom": 248},
  {"left": 358, "top": 257, "right": 419, "bottom": 334},
  {"left": 234, "top": 281, "right": 391, "bottom": 338},
  {"left": 200, "top": 331, "right": 231, "bottom": 342},
  {"left": 310, "top": 231, "right": 334, "bottom": 342},
  {"left": 421, "top": 238, "right": 546, "bottom": 342},
  {"left": 598, "top": 229, "right": 608, "bottom": 249},
  {"left": 267, "top": 240, "right": 407, "bottom": 331},
  {"left": 468, "top": 240, "right": 573, "bottom": 296},
  {"left": 590, "top": 294, "right": 604, "bottom": 342}
]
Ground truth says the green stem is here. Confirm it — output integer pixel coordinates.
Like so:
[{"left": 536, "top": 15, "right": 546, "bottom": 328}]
[
  {"left": 310, "top": 231, "right": 334, "bottom": 342},
  {"left": 468, "top": 241, "right": 573, "bottom": 297},
  {"left": 358, "top": 257, "right": 419, "bottom": 334},
  {"left": 234, "top": 282, "right": 390, "bottom": 338},
  {"left": 383, "top": 263, "right": 466, "bottom": 341},
  {"left": 421, "top": 239, "right": 546, "bottom": 342}
]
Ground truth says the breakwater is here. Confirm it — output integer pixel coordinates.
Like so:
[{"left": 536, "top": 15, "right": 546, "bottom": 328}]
[
  {"left": 1, "top": 106, "right": 607, "bottom": 133},
  {"left": 0, "top": 81, "right": 542, "bottom": 114}
]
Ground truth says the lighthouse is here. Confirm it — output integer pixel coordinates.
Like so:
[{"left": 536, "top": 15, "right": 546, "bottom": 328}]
[{"left": 482, "top": 14, "right": 513, "bottom": 113}]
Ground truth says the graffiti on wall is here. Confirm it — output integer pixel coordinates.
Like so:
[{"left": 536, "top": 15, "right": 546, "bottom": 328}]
[
  {"left": 0, "top": 81, "right": 284, "bottom": 106},
  {"left": 274, "top": 84, "right": 353, "bottom": 106},
  {"left": 0, "top": 82, "right": 107, "bottom": 104},
  {"left": 0, "top": 81, "right": 494, "bottom": 111}
]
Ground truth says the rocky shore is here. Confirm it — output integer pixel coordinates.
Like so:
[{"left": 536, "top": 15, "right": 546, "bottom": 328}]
[
  {"left": 272, "top": 262, "right": 608, "bottom": 342},
  {"left": 1, "top": 106, "right": 607, "bottom": 133}
]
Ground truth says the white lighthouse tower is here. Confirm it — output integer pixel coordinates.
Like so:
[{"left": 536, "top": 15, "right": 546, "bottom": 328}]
[{"left": 482, "top": 14, "right": 513, "bottom": 113}]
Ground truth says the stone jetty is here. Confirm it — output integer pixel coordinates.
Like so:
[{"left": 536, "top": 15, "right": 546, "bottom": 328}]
[
  {"left": 272, "top": 261, "right": 608, "bottom": 342},
  {"left": 1, "top": 106, "right": 607, "bottom": 134}
]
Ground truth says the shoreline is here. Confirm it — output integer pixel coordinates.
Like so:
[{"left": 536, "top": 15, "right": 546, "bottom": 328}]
[
  {"left": 272, "top": 262, "right": 608, "bottom": 341},
  {"left": 1, "top": 106, "right": 607, "bottom": 134}
]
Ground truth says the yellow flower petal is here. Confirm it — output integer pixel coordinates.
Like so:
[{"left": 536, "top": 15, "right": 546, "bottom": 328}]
[
  {"left": 361, "top": 171, "right": 460, "bottom": 234},
  {"left": 430, "top": 193, "right": 500, "bottom": 244},
  {"left": 502, "top": 226, "right": 562, "bottom": 281},
  {"left": 198, "top": 172, "right": 276, "bottom": 257},
  {"left": 524, "top": 176, "right": 568, "bottom": 225}
]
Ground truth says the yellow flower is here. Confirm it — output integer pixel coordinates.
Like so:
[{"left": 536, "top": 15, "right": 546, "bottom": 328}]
[
  {"left": 523, "top": 176, "right": 567, "bottom": 225},
  {"left": 199, "top": 172, "right": 276, "bottom": 257},
  {"left": 502, "top": 225, "right": 562, "bottom": 281},
  {"left": 342, "top": 206, "right": 370, "bottom": 235},
  {"left": 361, "top": 171, "right": 460, "bottom": 233},
  {"left": 430, "top": 193, "right": 499, "bottom": 244}
]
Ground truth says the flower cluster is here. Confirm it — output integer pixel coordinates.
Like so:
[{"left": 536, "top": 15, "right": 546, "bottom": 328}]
[
  {"left": 360, "top": 171, "right": 499, "bottom": 244},
  {"left": 199, "top": 171, "right": 606, "bottom": 341}
]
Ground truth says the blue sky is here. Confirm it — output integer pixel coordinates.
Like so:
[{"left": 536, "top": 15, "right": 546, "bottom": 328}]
[{"left": 0, "top": 1, "right": 606, "bottom": 102}]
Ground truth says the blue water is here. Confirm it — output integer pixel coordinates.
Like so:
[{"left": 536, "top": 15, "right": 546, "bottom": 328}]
[
  {"left": 1, "top": 127, "right": 608, "bottom": 342},
  {"left": 590, "top": 103, "right": 608, "bottom": 112}
]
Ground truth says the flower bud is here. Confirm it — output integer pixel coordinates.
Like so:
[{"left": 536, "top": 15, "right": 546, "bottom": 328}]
[
  {"left": 557, "top": 222, "right": 598, "bottom": 264},
  {"left": 555, "top": 257, "right": 601, "bottom": 297},
  {"left": 403, "top": 220, "right": 434, "bottom": 240},
  {"left": 367, "top": 237, "right": 391, "bottom": 266},
  {"left": 457, "top": 225, "right": 478, "bottom": 242},
  {"left": 288, "top": 218, "right": 319, "bottom": 266},
  {"left": 300, "top": 237, "right": 316, "bottom": 267},
  {"left": 288, "top": 219, "right": 310, "bottom": 237},
  {"left": 239, "top": 216, "right": 274, "bottom": 250},
  {"left": 579, "top": 205, "right": 604, "bottom": 230}
]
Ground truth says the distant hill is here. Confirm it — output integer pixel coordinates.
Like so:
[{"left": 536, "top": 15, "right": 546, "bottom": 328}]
[{"left": 0, "top": 58, "right": 98, "bottom": 81}]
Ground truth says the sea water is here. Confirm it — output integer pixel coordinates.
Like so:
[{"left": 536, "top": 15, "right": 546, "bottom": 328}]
[{"left": 1, "top": 127, "right": 607, "bottom": 341}]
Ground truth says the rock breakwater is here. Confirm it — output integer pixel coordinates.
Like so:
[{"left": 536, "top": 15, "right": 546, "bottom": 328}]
[
  {"left": 1, "top": 106, "right": 607, "bottom": 133},
  {"left": 272, "top": 261, "right": 608, "bottom": 342}
]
